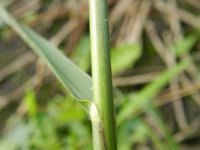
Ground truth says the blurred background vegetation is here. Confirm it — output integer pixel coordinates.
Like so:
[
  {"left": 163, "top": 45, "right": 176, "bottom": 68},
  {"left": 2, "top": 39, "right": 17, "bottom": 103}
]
[{"left": 0, "top": 0, "right": 200, "bottom": 149}]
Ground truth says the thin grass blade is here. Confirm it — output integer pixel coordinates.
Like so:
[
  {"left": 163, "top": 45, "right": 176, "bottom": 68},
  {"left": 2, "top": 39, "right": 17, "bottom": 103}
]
[
  {"left": 117, "top": 59, "right": 190, "bottom": 124},
  {"left": 0, "top": 6, "right": 92, "bottom": 106}
]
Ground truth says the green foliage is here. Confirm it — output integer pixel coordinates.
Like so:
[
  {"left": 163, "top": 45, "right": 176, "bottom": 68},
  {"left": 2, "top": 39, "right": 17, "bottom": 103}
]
[
  {"left": 0, "top": 6, "right": 92, "bottom": 107},
  {"left": 0, "top": 93, "right": 92, "bottom": 150},
  {"left": 72, "top": 35, "right": 91, "bottom": 71},
  {"left": 0, "top": 3, "right": 198, "bottom": 150},
  {"left": 117, "top": 118, "right": 149, "bottom": 149},
  {"left": 117, "top": 59, "right": 190, "bottom": 124},
  {"left": 173, "top": 34, "right": 198, "bottom": 57},
  {"left": 0, "top": 121, "right": 32, "bottom": 150},
  {"left": 24, "top": 89, "right": 38, "bottom": 119},
  {"left": 111, "top": 43, "right": 141, "bottom": 74}
]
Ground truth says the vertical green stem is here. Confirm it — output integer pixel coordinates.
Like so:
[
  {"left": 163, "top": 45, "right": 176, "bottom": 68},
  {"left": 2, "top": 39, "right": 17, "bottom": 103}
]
[{"left": 89, "top": 0, "right": 117, "bottom": 149}]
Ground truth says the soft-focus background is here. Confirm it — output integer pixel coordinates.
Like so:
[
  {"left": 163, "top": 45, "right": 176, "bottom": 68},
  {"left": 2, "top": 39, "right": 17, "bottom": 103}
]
[{"left": 0, "top": 0, "right": 200, "bottom": 149}]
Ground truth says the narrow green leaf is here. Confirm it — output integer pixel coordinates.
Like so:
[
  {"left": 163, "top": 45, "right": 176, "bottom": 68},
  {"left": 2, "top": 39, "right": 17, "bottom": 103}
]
[
  {"left": 117, "top": 59, "right": 190, "bottom": 124},
  {"left": 71, "top": 35, "right": 91, "bottom": 71},
  {"left": 24, "top": 89, "right": 38, "bottom": 119},
  {"left": 111, "top": 44, "right": 141, "bottom": 74},
  {"left": 0, "top": 6, "right": 92, "bottom": 103},
  {"left": 173, "top": 34, "right": 198, "bottom": 57}
]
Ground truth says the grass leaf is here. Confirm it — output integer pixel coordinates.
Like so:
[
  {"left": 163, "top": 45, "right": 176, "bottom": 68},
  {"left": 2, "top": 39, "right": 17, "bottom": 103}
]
[
  {"left": 0, "top": 6, "right": 93, "bottom": 105},
  {"left": 117, "top": 59, "right": 190, "bottom": 124},
  {"left": 173, "top": 34, "right": 198, "bottom": 57},
  {"left": 111, "top": 44, "right": 141, "bottom": 74}
]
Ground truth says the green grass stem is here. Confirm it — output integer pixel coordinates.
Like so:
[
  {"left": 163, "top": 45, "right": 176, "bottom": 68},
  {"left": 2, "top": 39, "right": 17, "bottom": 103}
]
[{"left": 89, "top": 0, "right": 117, "bottom": 149}]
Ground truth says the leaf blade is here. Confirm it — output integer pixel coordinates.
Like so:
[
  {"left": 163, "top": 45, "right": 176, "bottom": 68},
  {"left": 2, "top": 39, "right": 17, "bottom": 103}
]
[
  {"left": 0, "top": 6, "right": 92, "bottom": 102},
  {"left": 117, "top": 59, "right": 190, "bottom": 125},
  {"left": 111, "top": 44, "right": 141, "bottom": 74}
]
